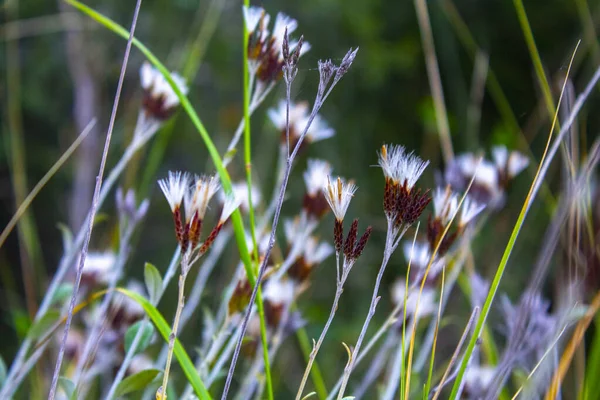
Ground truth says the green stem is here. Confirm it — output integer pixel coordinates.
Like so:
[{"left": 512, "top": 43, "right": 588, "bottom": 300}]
[
  {"left": 512, "top": 0, "right": 555, "bottom": 119},
  {"left": 242, "top": 3, "right": 272, "bottom": 398}
]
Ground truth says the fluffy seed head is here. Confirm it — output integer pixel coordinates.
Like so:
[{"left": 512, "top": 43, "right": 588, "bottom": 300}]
[
  {"left": 158, "top": 171, "right": 191, "bottom": 212},
  {"left": 432, "top": 187, "right": 459, "bottom": 225},
  {"left": 492, "top": 145, "right": 529, "bottom": 180},
  {"left": 185, "top": 175, "right": 221, "bottom": 223},
  {"left": 303, "top": 159, "right": 332, "bottom": 196},
  {"left": 378, "top": 144, "right": 429, "bottom": 189},
  {"left": 140, "top": 62, "right": 188, "bottom": 119},
  {"left": 459, "top": 196, "right": 486, "bottom": 227},
  {"left": 324, "top": 176, "right": 357, "bottom": 221}
]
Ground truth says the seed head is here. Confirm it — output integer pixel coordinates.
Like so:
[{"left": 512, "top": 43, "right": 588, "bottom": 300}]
[{"left": 324, "top": 176, "right": 357, "bottom": 221}]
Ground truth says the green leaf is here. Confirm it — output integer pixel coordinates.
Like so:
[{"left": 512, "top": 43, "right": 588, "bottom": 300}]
[
  {"left": 144, "top": 262, "right": 163, "bottom": 304},
  {"left": 56, "top": 223, "right": 73, "bottom": 253},
  {"left": 51, "top": 283, "right": 74, "bottom": 306},
  {"left": 115, "top": 288, "right": 211, "bottom": 400},
  {"left": 58, "top": 377, "right": 75, "bottom": 399},
  {"left": 114, "top": 369, "right": 161, "bottom": 397},
  {"left": 0, "top": 356, "right": 6, "bottom": 388},
  {"left": 28, "top": 310, "right": 61, "bottom": 339},
  {"left": 125, "top": 320, "right": 154, "bottom": 355}
]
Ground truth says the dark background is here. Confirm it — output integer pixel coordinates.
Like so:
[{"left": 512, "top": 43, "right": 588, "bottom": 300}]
[{"left": 1, "top": 0, "right": 597, "bottom": 395}]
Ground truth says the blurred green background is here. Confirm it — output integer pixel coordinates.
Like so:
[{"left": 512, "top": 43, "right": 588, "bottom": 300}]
[{"left": 1, "top": 0, "right": 598, "bottom": 395}]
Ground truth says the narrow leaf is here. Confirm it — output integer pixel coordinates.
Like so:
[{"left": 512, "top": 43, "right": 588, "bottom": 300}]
[
  {"left": 58, "top": 377, "right": 75, "bottom": 399},
  {"left": 28, "top": 310, "right": 61, "bottom": 339},
  {"left": 114, "top": 369, "right": 161, "bottom": 397},
  {"left": 51, "top": 283, "right": 74, "bottom": 306},
  {"left": 144, "top": 262, "right": 163, "bottom": 304},
  {"left": 115, "top": 288, "right": 212, "bottom": 400},
  {"left": 125, "top": 320, "right": 155, "bottom": 355}
]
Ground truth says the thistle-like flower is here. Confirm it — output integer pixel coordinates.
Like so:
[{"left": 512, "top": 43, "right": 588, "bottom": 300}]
[
  {"left": 219, "top": 181, "right": 261, "bottom": 213},
  {"left": 81, "top": 252, "right": 117, "bottom": 287},
  {"left": 378, "top": 144, "right": 431, "bottom": 228},
  {"left": 324, "top": 176, "right": 356, "bottom": 253},
  {"left": 492, "top": 145, "right": 529, "bottom": 185},
  {"left": 288, "top": 237, "right": 334, "bottom": 282},
  {"left": 243, "top": 6, "right": 310, "bottom": 84},
  {"left": 391, "top": 279, "right": 437, "bottom": 320},
  {"left": 158, "top": 172, "right": 224, "bottom": 255},
  {"left": 263, "top": 278, "right": 296, "bottom": 327},
  {"left": 402, "top": 240, "right": 444, "bottom": 284},
  {"left": 268, "top": 100, "right": 335, "bottom": 148},
  {"left": 140, "top": 62, "right": 188, "bottom": 120},
  {"left": 303, "top": 159, "right": 332, "bottom": 219},
  {"left": 459, "top": 196, "right": 485, "bottom": 227}
]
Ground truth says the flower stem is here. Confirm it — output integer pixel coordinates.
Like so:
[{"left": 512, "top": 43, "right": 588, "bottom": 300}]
[
  {"left": 160, "top": 268, "right": 188, "bottom": 399},
  {"left": 337, "top": 224, "right": 396, "bottom": 399},
  {"left": 296, "top": 278, "right": 344, "bottom": 400}
]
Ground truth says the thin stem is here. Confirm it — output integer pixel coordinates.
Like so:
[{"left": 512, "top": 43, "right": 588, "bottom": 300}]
[
  {"left": 449, "top": 44, "right": 589, "bottom": 400},
  {"left": 106, "top": 247, "right": 180, "bottom": 400},
  {"left": 337, "top": 222, "right": 398, "bottom": 399},
  {"left": 48, "top": 0, "right": 142, "bottom": 396},
  {"left": 413, "top": 0, "right": 453, "bottom": 164},
  {"left": 296, "top": 280, "right": 344, "bottom": 399},
  {"left": 160, "top": 263, "right": 189, "bottom": 399}
]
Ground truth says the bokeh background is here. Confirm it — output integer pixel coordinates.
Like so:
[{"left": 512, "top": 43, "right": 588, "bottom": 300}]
[{"left": 1, "top": 0, "right": 599, "bottom": 395}]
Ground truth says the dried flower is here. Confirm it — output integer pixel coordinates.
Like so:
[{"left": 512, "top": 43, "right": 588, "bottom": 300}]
[
  {"left": 158, "top": 172, "right": 223, "bottom": 253},
  {"left": 81, "top": 252, "right": 117, "bottom": 287},
  {"left": 243, "top": 6, "right": 310, "bottom": 83},
  {"left": 432, "top": 187, "right": 459, "bottom": 226},
  {"left": 303, "top": 159, "right": 332, "bottom": 219},
  {"left": 492, "top": 145, "right": 529, "bottom": 185},
  {"left": 158, "top": 171, "right": 190, "bottom": 213},
  {"left": 379, "top": 144, "right": 431, "bottom": 227},
  {"left": 140, "top": 62, "right": 188, "bottom": 120},
  {"left": 341, "top": 219, "right": 372, "bottom": 260},
  {"left": 268, "top": 100, "right": 335, "bottom": 148},
  {"left": 463, "top": 365, "right": 496, "bottom": 399},
  {"left": 402, "top": 240, "right": 444, "bottom": 284},
  {"left": 324, "top": 176, "right": 356, "bottom": 222},
  {"left": 219, "top": 182, "right": 261, "bottom": 213},
  {"left": 391, "top": 279, "right": 437, "bottom": 319},
  {"left": 288, "top": 237, "right": 334, "bottom": 282},
  {"left": 263, "top": 278, "right": 296, "bottom": 327},
  {"left": 459, "top": 196, "right": 485, "bottom": 227},
  {"left": 228, "top": 277, "right": 252, "bottom": 316}
]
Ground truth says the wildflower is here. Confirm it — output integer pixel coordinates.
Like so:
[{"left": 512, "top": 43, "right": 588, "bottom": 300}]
[
  {"left": 492, "top": 145, "right": 529, "bottom": 186},
  {"left": 158, "top": 172, "right": 224, "bottom": 254},
  {"left": 263, "top": 278, "right": 296, "bottom": 327},
  {"left": 303, "top": 159, "right": 332, "bottom": 219},
  {"left": 402, "top": 240, "right": 444, "bottom": 284},
  {"left": 378, "top": 144, "right": 431, "bottom": 227},
  {"left": 220, "top": 181, "right": 261, "bottom": 213},
  {"left": 324, "top": 176, "right": 357, "bottom": 252},
  {"left": 432, "top": 187, "right": 459, "bottom": 225},
  {"left": 391, "top": 279, "right": 437, "bottom": 319},
  {"left": 140, "top": 62, "right": 188, "bottom": 120},
  {"left": 228, "top": 277, "right": 252, "bottom": 316},
  {"left": 268, "top": 100, "right": 335, "bottom": 148},
  {"left": 463, "top": 365, "right": 496, "bottom": 398},
  {"left": 81, "top": 252, "right": 117, "bottom": 287},
  {"left": 444, "top": 153, "right": 502, "bottom": 207},
  {"left": 459, "top": 196, "right": 485, "bottom": 227},
  {"left": 284, "top": 214, "right": 319, "bottom": 246},
  {"left": 243, "top": 6, "right": 310, "bottom": 84},
  {"left": 288, "top": 237, "right": 334, "bottom": 282},
  {"left": 198, "top": 194, "right": 240, "bottom": 254}
]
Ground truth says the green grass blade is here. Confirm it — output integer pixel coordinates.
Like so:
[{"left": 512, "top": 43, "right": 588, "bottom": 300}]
[
  {"left": 512, "top": 0, "right": 556, "bottom": 119},
  {"left": 115, "top": 288, "right": 211, "bottom": 400},
  {"left": 65, "top": 3, "right": 272, "bottom": 394}
]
